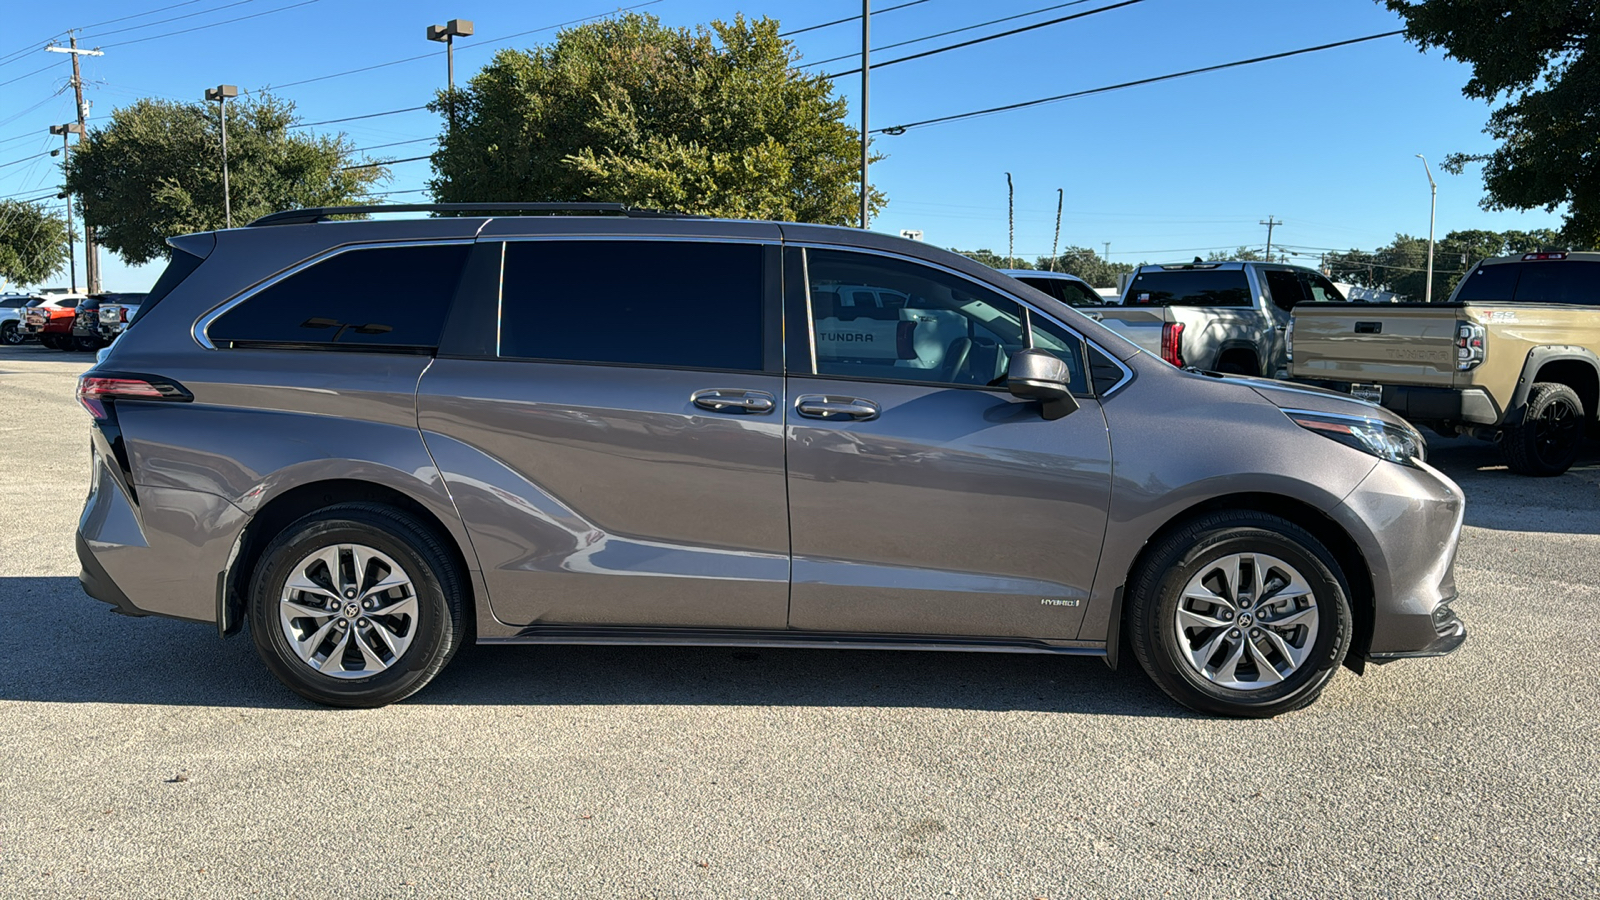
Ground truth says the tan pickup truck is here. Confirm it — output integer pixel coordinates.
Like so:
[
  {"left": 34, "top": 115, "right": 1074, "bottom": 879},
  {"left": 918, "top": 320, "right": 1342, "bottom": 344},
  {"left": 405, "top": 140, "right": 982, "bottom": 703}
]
[{"left": 1289, "top": 252, "right": 1600, "bottom": 476}]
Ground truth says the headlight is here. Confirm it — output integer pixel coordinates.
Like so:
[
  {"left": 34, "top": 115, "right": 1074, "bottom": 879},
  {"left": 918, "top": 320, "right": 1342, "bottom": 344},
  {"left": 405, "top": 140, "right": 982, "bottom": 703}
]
[{"left": 1287, "top": 410, "right": 1426, "bottom": 466}]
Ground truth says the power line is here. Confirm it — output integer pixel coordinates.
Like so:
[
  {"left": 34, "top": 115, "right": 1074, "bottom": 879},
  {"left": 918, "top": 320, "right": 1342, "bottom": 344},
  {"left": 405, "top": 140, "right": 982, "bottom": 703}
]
[
  {"left": 806, "top": 0, "right": 1095, "bottom": 68},
  {"left": 262, "top": 0, "right": 663, "bottom": 92},
  {"left": 0, "top": 150, "right": 51, "bottom": 169},
  {"left": 0, "top": 61, "right": 60, "bottom": 89},
  {"left": 81, "top": 0, "right": 214, "bottom": 30},
  {"left": 82, "top": 0, "right": 264, "bottom": 41},
  {"left": 876, "top": 31, "right": 1405, "bottom": 133},
  {"left": 339, "top": 155, "right": 430, "bottom": 171},
  {"left": 348, "top": 137, "right": 435, "bottom": 153},
  {"left": 826, "top": 0, "right": 1144, "bottom": 79},
  {"left": 779, "top": 0, "right": 933, "bottom": 37},
  {"left": 100, "top": 0, "right": 321, "bottom": 49},
  {"left": 294, "top": 106, "right": 428, "bottom": 128}
]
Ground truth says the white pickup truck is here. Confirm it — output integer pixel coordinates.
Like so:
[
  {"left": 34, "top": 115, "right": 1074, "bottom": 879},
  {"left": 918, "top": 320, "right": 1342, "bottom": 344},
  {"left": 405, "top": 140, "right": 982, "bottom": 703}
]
[{"left": 1095, "top": 261, "right": 1345, "bottom": 376}]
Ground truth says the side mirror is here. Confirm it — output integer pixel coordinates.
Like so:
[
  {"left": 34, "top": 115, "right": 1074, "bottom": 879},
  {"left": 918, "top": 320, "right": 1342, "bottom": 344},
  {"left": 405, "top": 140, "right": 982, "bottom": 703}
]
[{"left": 1006, "top": 349, "right": 1080, "bottom": 420}]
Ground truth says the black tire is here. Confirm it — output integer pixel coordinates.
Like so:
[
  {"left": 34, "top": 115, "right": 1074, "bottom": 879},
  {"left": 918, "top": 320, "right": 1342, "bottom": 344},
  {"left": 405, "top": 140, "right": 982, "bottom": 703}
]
[
  {"left": 72, "top": 334, "right": 102, "bottom": 352},
  {"left": 1127, "top": 511, "right": 1353, "bottom": 718},
  {"left": 1213, "top": 355, "right": 1256, "bottom": 376},
  {"left": 0, "top": 321, "right": 20, "bottom": 345},
  {"left": 40, "top": 334, "right": 67, "bottom": 351},
  {"left": 1502, "top": 382, "right": 1584, "bottom": 477},
  {"left": 248, "top": 503, "right": 467, "bottom": 708}
]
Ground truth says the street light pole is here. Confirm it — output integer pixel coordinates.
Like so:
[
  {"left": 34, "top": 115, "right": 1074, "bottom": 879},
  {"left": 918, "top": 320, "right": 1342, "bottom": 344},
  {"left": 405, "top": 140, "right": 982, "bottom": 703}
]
[
  {"left": 1416, "top": 154, "right": 1438, "bottom": 303},
  {"left": 427, "top": 19, "right": 474, "bottom": 133},
  {"left": 859, "top": 0, "right": 870, "bottom": 230},
  {"left": 205, "top": 85, "right": 239, "bottom": 228},
  {"left": 49, "top": 123, "right": 84, "bottom": 293}
]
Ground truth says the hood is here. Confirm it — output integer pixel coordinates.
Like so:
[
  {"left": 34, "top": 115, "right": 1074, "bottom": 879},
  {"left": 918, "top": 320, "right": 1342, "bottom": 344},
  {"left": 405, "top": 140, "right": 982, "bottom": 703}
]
[{"left": 1239, "top": 375, "right": 1416, "bottom": 430}]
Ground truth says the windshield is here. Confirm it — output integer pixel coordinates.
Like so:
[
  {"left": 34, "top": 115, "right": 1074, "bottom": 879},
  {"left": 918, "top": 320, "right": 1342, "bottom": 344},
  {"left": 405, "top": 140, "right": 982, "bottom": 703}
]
[{"left": 1125, "top": 269, "right": 1252, "bottom": 307}]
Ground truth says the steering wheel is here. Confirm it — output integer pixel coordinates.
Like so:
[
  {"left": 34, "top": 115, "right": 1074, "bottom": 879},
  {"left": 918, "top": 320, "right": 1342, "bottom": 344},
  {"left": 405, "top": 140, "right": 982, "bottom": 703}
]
[{"left": 941, "top": 337, "right": 973, "bottom": 383}]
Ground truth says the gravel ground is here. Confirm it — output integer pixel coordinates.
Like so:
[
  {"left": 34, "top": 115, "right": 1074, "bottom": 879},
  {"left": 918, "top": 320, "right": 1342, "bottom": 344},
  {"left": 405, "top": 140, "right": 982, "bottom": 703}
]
[{"left": 1, "top": 342, "right": 1596, "bottom": 899}]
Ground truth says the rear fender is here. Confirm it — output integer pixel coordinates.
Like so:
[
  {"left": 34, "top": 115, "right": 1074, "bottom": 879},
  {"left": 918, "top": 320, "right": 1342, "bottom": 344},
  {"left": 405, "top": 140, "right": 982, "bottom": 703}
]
[{"left": 1503, "top": 347, "right": 1600, "bottom": 426}]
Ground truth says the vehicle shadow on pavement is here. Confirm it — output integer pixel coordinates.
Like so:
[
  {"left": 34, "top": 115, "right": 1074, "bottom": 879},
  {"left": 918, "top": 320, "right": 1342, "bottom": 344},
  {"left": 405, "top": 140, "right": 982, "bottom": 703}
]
[
  {"left": 0, "top": 576, "right": 1190, "bottom": 717},
  {"left": 1427, "top": 439, "right": 1600, "bottom": 534}
]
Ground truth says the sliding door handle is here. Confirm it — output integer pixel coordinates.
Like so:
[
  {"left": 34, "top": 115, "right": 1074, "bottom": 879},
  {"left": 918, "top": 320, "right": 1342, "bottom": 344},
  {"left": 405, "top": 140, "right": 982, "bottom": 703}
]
[{"left": 692, "top": 389, "right": 776, "bottom": 414}]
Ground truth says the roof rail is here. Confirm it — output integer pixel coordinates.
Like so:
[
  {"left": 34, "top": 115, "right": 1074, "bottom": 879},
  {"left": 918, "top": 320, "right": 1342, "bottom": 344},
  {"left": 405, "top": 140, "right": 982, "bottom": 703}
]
[{"left": 247, "top": 202, "right": 688, "bottom": 227}]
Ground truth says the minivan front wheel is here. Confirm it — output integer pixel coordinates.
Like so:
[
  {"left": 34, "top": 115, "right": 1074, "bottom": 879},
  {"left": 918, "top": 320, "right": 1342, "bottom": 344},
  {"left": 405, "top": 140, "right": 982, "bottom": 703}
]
[
  {"left": 248, "top": 503, "right": 466, "bottom": 707},
  {"left": 1127, "top": 511, "right": 1352, "bottom": 717}
]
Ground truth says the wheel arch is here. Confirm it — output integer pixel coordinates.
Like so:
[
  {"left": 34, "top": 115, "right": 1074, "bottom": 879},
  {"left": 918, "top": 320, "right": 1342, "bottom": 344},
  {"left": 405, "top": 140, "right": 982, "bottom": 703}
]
[
  {"left": 220, "top": 479, "right": 476, "bottom": 637},
  {"left": 1212, "top": 341, "right": 1262, "bottom": 376},
  {"left": 1505, "top": 346, "right": 1600, "bottom": 426},
  {"left": 1117, "top": 491, "right": 1376, "bottom": 674}
]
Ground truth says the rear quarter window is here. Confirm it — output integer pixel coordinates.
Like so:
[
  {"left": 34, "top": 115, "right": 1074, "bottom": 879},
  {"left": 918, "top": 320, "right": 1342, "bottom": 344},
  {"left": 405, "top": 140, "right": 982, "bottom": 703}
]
[
  {"left": 209, "top": 244, "right": 470, "bottom": 349},
  {"left": 1125, "top": 269, "right": 1252, "bottom": 307}
]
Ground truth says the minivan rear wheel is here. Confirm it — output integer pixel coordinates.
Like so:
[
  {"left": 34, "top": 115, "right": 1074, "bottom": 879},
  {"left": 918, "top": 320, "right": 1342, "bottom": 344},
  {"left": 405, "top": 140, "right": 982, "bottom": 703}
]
[
  {"left": 248, "top": 503, "right": 467, "bottom": 708},
  {"left": 1127, "top": 511, "right": 1352, "bottom": 718}
]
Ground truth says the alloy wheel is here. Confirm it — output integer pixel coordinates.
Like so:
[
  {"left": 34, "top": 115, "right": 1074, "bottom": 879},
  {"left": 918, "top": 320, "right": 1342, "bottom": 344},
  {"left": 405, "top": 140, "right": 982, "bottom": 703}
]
[
  {"left": 1533, "top": 395, "right": 1581, "bottom": 469},
  {"left": 1174, "top": 552, "right": 1320, "bottom": 690},
  {"left": 278, "top": 543, "right": 418, "bottom": 678}
]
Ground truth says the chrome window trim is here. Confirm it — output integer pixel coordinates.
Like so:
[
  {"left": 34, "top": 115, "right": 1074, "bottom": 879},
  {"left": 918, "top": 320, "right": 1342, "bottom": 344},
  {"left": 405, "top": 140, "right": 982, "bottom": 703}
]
[
  {"left": 490, "top": 233, "right": 779, "bottom": 246},
  {"left": 790, "top": 242, "right": 1134, "bottom": 398},
  {"left": 191, "top": 238, "right": 476, "bottom": 350}
]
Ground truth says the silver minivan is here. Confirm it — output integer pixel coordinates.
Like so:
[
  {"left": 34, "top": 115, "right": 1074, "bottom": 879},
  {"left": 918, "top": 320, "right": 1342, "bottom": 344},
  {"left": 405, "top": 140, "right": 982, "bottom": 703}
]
[{"left": 75, "top": 204, "right": 1466, "bottom": 716}]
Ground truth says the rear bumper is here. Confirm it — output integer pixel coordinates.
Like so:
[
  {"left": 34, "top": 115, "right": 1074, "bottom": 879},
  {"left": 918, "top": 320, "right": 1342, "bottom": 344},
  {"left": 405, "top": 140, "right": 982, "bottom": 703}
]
[{"left": 1294, "top": 380, "right": 1499, "bottom": 427}]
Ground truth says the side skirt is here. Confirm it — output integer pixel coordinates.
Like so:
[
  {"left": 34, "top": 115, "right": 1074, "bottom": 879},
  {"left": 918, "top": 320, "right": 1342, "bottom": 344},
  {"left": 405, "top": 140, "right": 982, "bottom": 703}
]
[{"left": 479, "top": 625, "right": 1106, "bottom": 656}]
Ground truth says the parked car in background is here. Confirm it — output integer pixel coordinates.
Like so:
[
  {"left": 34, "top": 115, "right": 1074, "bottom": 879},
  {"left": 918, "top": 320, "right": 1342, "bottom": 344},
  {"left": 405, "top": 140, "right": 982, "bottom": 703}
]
[
  {"left": 1102, "top": 261, "right": 1345, "bottom": 376},
  {"left": 1291, "top": 251, "right": 1600, "bottom": 476},
  {"left": 999, "top": 269, "right": 1106, "bottom": 307},
  {"left": 1, "top": 294, "right": 36, "bottom": 345},
  {"left": 75, "top": 203, "right": 1466, "bottom": 717},
  {"left": 94, "top": 293, "right": 146, "bottom": 342},
  {"left": 19, "top": 295, "right": 86, "bottom": 350}
]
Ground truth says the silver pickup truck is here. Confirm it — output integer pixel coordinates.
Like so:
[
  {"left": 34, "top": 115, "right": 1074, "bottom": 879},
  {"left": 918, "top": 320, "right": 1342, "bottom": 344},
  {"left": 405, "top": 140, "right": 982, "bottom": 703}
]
[{"left": 1098, "top": 261, "right": 1345, "bottom": 376}]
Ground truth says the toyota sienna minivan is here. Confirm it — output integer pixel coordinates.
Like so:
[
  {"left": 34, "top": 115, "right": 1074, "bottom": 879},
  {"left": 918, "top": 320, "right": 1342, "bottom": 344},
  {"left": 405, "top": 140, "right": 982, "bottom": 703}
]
[{"left": 75, "top": 203, "right": 1467, "bottom": 716}]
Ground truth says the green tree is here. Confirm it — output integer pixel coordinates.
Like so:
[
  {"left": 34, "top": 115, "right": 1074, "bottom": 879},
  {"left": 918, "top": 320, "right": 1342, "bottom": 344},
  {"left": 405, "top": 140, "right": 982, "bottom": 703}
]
[
  {"left": 430, "top": 13, "right": 882, "bottom": 224},
  {"left": 1207, "top": 246, "right": 1265, "bottom": 262},
  {"left": 1034, "top": 246, "right": 1134, "bottom": 287},
  {"left": 1324, "top": 227, "right": 1567, "bottom": 300},
  {"left": 66, "top": 95, "right": 385, "bottom": 264},
  {"left": 954, "top": 248, "right": 1032, "bottom": 269},
  {"left": 1385, "top": 1, "right": 1600, "bottom": 243},
  {"left": 0, "top": 200, "right": 71, "bottom": 287}
]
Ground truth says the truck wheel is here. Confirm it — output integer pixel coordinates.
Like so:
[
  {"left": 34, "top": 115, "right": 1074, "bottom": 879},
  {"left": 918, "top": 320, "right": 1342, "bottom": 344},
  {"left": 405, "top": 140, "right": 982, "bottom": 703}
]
[
  {"left": 40, "top": 335, "right": 67, "bottom": 351},
  {"left": 1, "top": 321, "right": 20, "bottom": 345},
  {"left": 1503, "top": 382, "right": 1584, "bottom": 477},
  {"left": 1127, "top": 511, "right": 1352, "bottom": 718}
]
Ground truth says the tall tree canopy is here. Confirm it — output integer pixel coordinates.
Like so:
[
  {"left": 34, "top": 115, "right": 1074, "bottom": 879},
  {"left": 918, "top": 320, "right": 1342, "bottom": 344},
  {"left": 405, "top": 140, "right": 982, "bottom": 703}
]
[
  {"left": 66, "top": 95, "right": 385, "bottom": 264},
  {"left": 430, "top": 13, "right": 882, "bottom": 224},
  {"left": 1386, "top": 1, "right": 1599, "bottom": 243},
  {"left": 1035, "top": 247, "right": 1135, "bottom": 288},
  {"left": 0, "top": 200, "right": 71, "bottom": 287}
]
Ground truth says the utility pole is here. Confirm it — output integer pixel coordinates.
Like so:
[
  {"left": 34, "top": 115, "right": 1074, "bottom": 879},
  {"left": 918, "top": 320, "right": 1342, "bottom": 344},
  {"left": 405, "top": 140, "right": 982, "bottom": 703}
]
[
  {"left": 1104, "top": 241, "right": 1110, "bottom": 261},
  {"left": 859, "top": 0, "right": 870, "bottom": 229},
  {"left": 47, "top": 34, "right": 103, "bottom": 294},
  {"left": 205, "top": 85, "right": 238, "bottom": 228},
  {"left": 1048, "top": 188, "right": 1062, "bottom": 271},
  {"left": 1260, "top": 216, "right": 1281, "bottom": 264},
  {"left": 1005, "top": 172, "right": 1015, "bottom": 268},
  {"left": 426, "top": 19, "right": 473, "bottom": 133},
  {"left": 1416, "top": 154, "right": 1438, "bottom": 302},
  {"left": 48, "top": 124, "right": 84, "bottom": 293}
]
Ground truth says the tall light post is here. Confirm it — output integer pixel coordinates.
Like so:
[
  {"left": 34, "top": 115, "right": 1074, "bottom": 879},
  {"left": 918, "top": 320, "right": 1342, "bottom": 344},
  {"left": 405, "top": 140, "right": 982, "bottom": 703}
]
[
  {"left": 859, "top": 0, "right": 870, "bottom": 230},
  {"left": 49, "top": 123, "right": 84, "bottom": 293},
  {"left": 1416, "top": 154, "right": 1438, "bottom": 303},
  {"left": 205, "top": 85, "right": 238, "bottom": 228},
  {"left": 427, "top": 19, "right": 473, "bottom": 132}
]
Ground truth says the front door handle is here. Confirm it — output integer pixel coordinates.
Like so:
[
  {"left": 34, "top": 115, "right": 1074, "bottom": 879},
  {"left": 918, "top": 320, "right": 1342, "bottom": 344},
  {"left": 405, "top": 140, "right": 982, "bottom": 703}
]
[
  {"left": 795, "top": 394, "right": 880, "bottom": 421},
  {"left": 692, "top": 389, "right": 775, "bottom": 414}
]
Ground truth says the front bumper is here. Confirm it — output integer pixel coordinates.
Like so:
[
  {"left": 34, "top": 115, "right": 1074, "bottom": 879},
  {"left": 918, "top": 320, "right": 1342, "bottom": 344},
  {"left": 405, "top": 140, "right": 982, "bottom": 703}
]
[{"left": 1331, "top": 457, "right": 1469, "bottom": 661}]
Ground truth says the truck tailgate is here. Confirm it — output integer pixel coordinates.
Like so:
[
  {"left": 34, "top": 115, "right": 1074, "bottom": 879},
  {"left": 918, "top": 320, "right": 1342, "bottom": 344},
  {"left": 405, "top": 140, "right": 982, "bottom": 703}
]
[
  {"left": 1089, "top": 306, "right": 1168, "bottom": 357},
  {"left": 1290, "top": 305, "right": 1458, "bottom": 387}
]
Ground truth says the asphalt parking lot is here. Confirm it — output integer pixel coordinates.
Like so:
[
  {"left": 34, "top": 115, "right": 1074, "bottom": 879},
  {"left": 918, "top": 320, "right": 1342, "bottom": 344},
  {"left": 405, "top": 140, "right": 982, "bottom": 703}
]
[{"left": 1, "top": 342, "right": 1596, "bottom": 899}]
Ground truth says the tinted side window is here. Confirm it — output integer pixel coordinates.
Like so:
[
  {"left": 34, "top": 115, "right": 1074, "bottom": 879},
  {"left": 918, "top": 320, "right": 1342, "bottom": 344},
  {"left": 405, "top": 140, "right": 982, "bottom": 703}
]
[
  {"left": 1300, "top": 272, "right": 1344, "bottom": 303},
  {"left": 1263, "top": 270, "right": 1307, "bottom": 312},
  {"left": 211, "top": 244, "right": 468, "bottom": 349},
  {"left": 1125, "top": 269, "right": 1251, "bottom": 307},
  {"left": 499, "top": 240, "right": 764, "bottom": 371},
  {"left": 1513, "top": 261, "right": 1600, "bottom": 304}
]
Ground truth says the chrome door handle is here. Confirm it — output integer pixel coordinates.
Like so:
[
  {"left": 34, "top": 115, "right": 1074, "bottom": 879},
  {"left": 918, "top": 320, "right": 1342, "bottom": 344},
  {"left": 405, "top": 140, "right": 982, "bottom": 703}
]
[
  {"left": 795, "top": 394, "right": 880, "bottom": 421},
  {"left": 691, "top": 389, "right": 775, "bottom": 414}
]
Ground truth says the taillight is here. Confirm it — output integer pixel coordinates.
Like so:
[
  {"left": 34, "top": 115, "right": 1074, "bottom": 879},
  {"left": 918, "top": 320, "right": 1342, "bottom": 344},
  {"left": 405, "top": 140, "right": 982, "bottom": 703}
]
[
  {"left": 1456, "top": 323, "right": 1487, "bottom": 371},
  {"left": 1160, "top": 322, "right": 1185, "bottom": 367},
  {"left": 120, "top": 307, "right": 128, "bottom": 323},
  {"left": 1286, "top": 319, "right": 1295, "bottom": 362},
  {"left": 77, "top": 373, "right": 192, "bottom": 420}
]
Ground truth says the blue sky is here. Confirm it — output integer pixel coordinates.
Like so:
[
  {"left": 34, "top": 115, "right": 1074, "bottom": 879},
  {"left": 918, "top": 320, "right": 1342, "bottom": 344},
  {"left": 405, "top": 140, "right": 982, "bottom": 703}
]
[{"left": 0, "top": 0, "right": 1564, "bottom": 292}]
